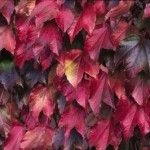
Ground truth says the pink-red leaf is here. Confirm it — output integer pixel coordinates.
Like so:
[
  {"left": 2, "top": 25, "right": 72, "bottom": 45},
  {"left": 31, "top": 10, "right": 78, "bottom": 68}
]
[
  {"left": 68, "top": 3, "right": 96, "bottom": 43},
  {"left": 4, "top": 124, "right": 24, "bottom": 150},
  {"left": 56, "top": 7, "right": 74, "bottom": 32},
  {"left": 0, "top": 25, "right": 16, "bottom": 54},
  {"left": 115, "top": 97, "right": 150, "bottom": 140},
  {"left": 0, "top": 0, "right": 14, "bottom": 24},
  {"left": 20, "top": 126, "right": 54, "bottom": 149},
  {"left": 125, "top": 73, "right": 150, "bottom": 106},
  {"left": 109, "top": 70, "right": 126, "bottom": 99},
  {"left": 15, "top": 41, "right": 34, "bottom": 68},
  {"left": 30, "top": 1, "right": 58, "bottom": 27},
  {"left": 40, "top": 46, "right": 54, "bottom": 72},
  {"left": 29, "top": 85, "right": 54, "bottom": 120},
  {"left": 59, "top": 104, "right": 86, "bottom": 139},
  {"left": 39, "top": 22, "right": 62, "bottom": 55},
  {"left": 75, "top": 79, "right": 90, "bottom": 109},
  {"left": 89, "top": 70, "right": 114, "bottom": 117},
  {"left": 94, "top": 0, "right": 106, "bottom": 15},
  {"left": 105, "top": 1, "right": 134, "bottom": 20},
  {"left": 64, "top": 49, "right": 99, "bottom": 87},
  {"left": 33, "top": 44, "right": 54, "bottom": 71},
  {"left": 89, "top": 119, "right": 122, "bottom": 150},
  {"left": 84, "top": 26, "right": 114, "bottom": 61},
  {"left": 56, "top": 77, "right": 89, "bottom": 109},
  {"left": 111, "top": 21, "right": 129, "bottom": 48}
]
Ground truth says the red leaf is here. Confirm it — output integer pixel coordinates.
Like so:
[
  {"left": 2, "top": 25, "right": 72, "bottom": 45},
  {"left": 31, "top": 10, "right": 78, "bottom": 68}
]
[
  {"left": 25, "top": 112, "right": 37, "bottom": 130},
  {"left": 29, "top": 85, "right": 54, "bottom": 120},
  {"left": 75, "top": 79, "right": 90, "bottom": 109},
  {"left": 15, "top": 22, "right": 39, "bottom": 68},
  {"left": 15, "top": 15, "right": 30, "bottom": 41},
  {"left": 94, "top": 0, "right": 106, "bottom": 15},
  {"left": 40, "top": 46, "right": 54, "bottom": 72},
  {"left": 57, "top": 77, "right": 76, "bottom": 102},
  {"left": 59, "top": 104, "right": 86, "bottom": 138},
  {"left": 57, "top": 77, "right": 89, "bottom": 109},
  {"left": 84, "top": 26, "right": 113, "bottom": 61},
  {"left": 33, "top": 44, "right": 53, "bottom": 71},
  {"left": 30, "top": 1, "right": 59, "bottom": 27},
  {"left": 39, "top": 22, "right": 62, "bottom": 55},
  {"left": 15, "top": 41, "right": 34, "bottom": 68},
  {"left": 89, "top": 70, "right": 114, "bottom": 117},
  {"left": 83, "top": 55, "right": 100, "bottom": 79},
  {"left": 20, "top": 126, "right": 54, "bottom": 149},
  {"left": 68, "top": 3, "right": 96, "bottom": 43},
  {"left": 125, "top": 73, "right": 150, "bottom": 106},
  {"left": 115, "top": 34, "right": 150, "bottom": 78},
  {"left": 4, "top": 124, "right": 24, "bottom": 150},
  {"left": 143, "top": 3, "right": 150, "bottom": 19},
  {"left": 105, "top": 1, "right": 134, "bottom": 20},
  {"left": 109, "top": 70, "right": 126, "bottom": 99},
  {"left": 89, "top": 119, "right": 122, "bottom": 150},
  {"left": 0, "top": 25, "right": 16, "bottom": 54},
  {"left": 111, "top": 21, "right": 129, "bottom": 48},
  {"left": 115, "top": 97, "right": 150, "bottom": 140},
  {"left": 64, "top": 49, "right": 99, "bottom": 87},
  {"left": 56, "top": 7, "right": 74, "bottom": 32},
  {"left": 0, "top": 0, "right": 14, "bottom": 24}
]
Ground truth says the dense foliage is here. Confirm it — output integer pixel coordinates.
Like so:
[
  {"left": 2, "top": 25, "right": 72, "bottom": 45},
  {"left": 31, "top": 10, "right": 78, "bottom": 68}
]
[{"left": 1, "top": 0, "right": 150, "bottom": 149}]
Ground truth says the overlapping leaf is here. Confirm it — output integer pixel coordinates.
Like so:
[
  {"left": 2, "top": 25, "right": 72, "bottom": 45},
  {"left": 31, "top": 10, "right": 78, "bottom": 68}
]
[
  {"left": 38, "top": 22, "right": 62, "bottom": 55},
  {"left": 94, "top": 0, "right": 106, "bottom": 15},
  {"left": 89, "top": 70, "right": 114, "bottom": 117},
  {"left": 84, "top": 26, "right": 114, "bottom": 61},
  {"left": 115, "top": 96, "right": 150, "bottom": 140},
  {"left": 29, "top": 85, "right": 54, "bottom": 120},
  {"left": 109, "top": 70, "right": 126, "bottom": 99},
  {"left": 4, "top": 123, "right": 24, "bottom": 150},
  {"left": 105, "top": 0, "right": 134, "bottom": 20},
  {"left": 20, "top": 126, "right": 54, "bottom": 149},
  {"left": 29, "top": 1, "right": 59, "bottom": 27},
  {"left": 64, "top": 49, "right": 99, "bottom": 87},
  {"left": 0, "top": 0, "right": 149, "bottom": 149},
  {"left": 0, "top": 0, "right": 14, "bottom": 24},
  {"left": 125, "top": 73, "right": 150, "bottom": 105},
  {"left": 59, "top": 104, "right": 86, "bottom": 139},
  {"left": 0, "top": 26, "right": 16, "bottom": 54},
  {"left": 89, "top": 119, "right": 122, "bottom": 150},
  {"left": 57, "top": 77, "right": 89, "bottom": 109},
  {"left": 115, "top": 34, "right": 150, "bottom": 78},
  {"left": 56, "top": 7, "right": 74, "bottom": 32},
  {"left": 111, "top": 21, "right": 129, "bottom": 48},
  {"left": 68, "top": 3, "right": 96, "bottom": 43}
]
